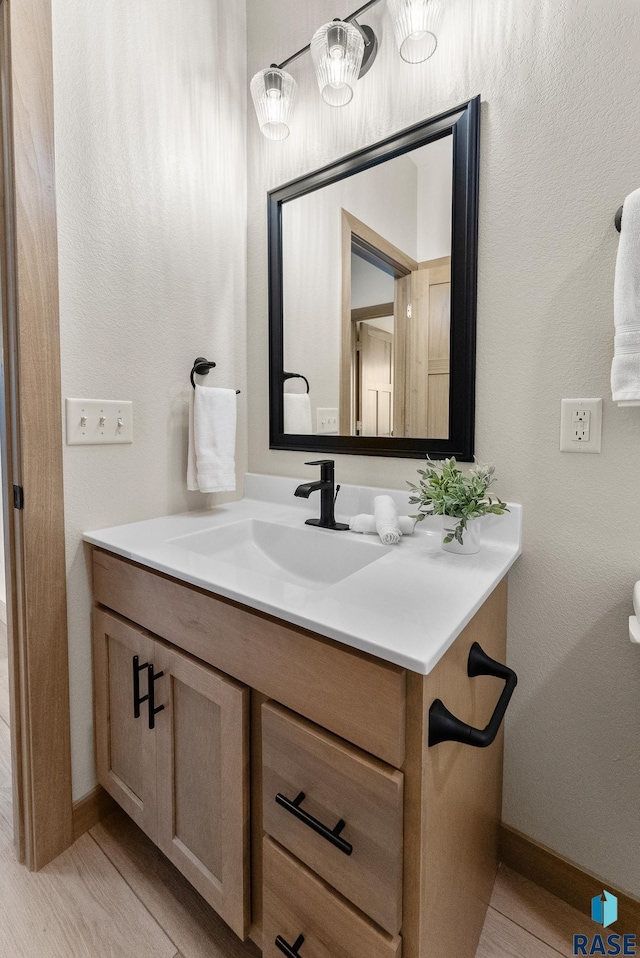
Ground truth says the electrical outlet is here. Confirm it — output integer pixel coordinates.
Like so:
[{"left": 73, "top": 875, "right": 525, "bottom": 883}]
[
  {"left": 66, "top": 398, "right": 133, "bottom": 445},
  {"left": 317, "top": 407, "right": 338, "bottom": 435},
  {"left": 560, "top": 399, "right": 602, "bottom": 453}
]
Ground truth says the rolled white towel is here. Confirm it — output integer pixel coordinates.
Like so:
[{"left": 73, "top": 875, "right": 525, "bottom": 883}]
[
  {"left": 350, "top": 514, "right": 416, "bottom": 536},
  {"left": 374, "top": 495, "right": 402, "bottom": 545}
]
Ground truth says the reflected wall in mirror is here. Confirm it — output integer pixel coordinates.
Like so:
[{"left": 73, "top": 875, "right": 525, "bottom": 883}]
[{"left": 270, "top": 97, "right": 479, "bottom": 459}]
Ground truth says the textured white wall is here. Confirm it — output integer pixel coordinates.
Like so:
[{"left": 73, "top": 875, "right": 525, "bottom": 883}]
[
  {"left": 248, "top": 0, "right": 640, "bottom": 895},
  {"left": 351, "top": 257, "right": 395, "bottom": 309},
  {"left": 53, "top": 0, "right": 247, "bottom": 799},
  {"left": 416, "top": 136, "right": 452, "bottom": 261}
]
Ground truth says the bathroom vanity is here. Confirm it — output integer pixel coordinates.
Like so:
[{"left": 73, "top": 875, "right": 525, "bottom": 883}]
[{"left": 86, "top": 475, "right": 522, "bottom": 958}]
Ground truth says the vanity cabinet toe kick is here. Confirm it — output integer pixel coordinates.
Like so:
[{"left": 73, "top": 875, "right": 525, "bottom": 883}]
[{"left": 90, "top": 546, "right": 511, "bottom": 958}]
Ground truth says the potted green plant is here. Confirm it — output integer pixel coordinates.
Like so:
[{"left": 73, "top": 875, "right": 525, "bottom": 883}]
[{"left": 407, "top": 457, "right": 509, "bottom": 555}]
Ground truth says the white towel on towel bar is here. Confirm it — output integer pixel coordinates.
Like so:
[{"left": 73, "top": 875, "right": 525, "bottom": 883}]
[
  {"left": 612, "top": 187, "right": 640, "bottom": 405},
  {"left": 187, "top": 385, "right": 237, "bottom": 493}
]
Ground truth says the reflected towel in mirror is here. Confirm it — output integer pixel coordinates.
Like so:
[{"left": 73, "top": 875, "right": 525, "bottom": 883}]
[{"left": 284, "top": 392, "right": 312, "bottom": 433}]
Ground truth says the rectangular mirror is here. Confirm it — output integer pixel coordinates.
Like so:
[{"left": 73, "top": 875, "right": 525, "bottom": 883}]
[{"left": 269, "top": 96, "right": 480, "bottom": 459}]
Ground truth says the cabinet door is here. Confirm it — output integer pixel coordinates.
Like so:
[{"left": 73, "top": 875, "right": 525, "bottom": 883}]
[
  {"left": 93, "top": 609, "right": 158, "bottom": 841},
  {"left": 155, "top": 642, "right": 250, "bottom": 940}
]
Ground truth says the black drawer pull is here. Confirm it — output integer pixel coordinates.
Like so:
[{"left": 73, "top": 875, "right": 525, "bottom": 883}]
[
  {"left": 132, "top": 655, "right": 149, "bottom": 719},
  {"left": 275, "top": 934, "right": 305, "bottom": 957},
  {"left": 147, "top": 664, "right": 165, "bottom": 730},
  {"left": 275, "top": 791, "right": 353, "bottom": 856},
  {"left": 429, "top": 641, "right": 517, "bottom": 748}
]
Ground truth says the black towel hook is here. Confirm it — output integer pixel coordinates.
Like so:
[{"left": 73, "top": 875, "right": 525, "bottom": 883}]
[
  {"left": 190, "top": 357, "right": 240, "bottom": 394},
  {"left": 615, "top": 205, "right": 623, "bottom": 233},
  {"left": 283, "top": 371, "right": 310, "bottom": 394}
]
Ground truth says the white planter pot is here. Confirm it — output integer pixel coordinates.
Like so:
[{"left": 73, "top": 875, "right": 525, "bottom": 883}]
[{"left": 441, "top": 516, "right": 481, "bottom": 555}]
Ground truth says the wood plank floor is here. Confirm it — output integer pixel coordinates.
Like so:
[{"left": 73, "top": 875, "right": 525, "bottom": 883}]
[{"left": 0, "top": 639, "right": 584, "bottom": 956}]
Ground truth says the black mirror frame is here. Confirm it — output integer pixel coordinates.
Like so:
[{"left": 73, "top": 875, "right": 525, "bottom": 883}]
[{"left": 268, "top": 95, "right": 480, "bottom": 460}]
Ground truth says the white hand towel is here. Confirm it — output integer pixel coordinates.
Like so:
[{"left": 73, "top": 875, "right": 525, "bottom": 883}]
[
  {"left": 349, "top": 514, "right": 416, "bottom": 536},
  {"left": 374, "top": 495, "right": 402, "bottom": 545},
  {"left": 612, "top": 187, "right": 640, "bottom": 405},
  {"left": 284, "top": 392, "right": 312, "bottom": 433},
  {"left": 187, "top": 385, "right": 237, "bottom": 493}
]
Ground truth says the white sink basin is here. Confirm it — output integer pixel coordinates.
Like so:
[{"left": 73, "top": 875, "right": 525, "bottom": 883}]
[{"left": 168, "top": 519, "right": 391, "bottom": 590}]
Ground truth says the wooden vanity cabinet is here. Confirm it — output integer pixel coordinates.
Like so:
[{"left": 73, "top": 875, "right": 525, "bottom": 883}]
[{"left": 91, "top": 547, "right": 509, "bottom": 958}]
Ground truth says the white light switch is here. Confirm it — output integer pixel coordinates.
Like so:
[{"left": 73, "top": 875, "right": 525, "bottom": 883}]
[
  {"left": 66, "top": 398, "right": 133, "bottom": 445},
  {"left": 560, "top": 399, "right": 602, "bottom": 453},
  {"left": 317, "top": 407, "right": 339, "bottom": 435}
]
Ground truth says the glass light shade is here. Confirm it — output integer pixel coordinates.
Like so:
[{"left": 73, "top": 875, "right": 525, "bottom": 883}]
[
  {"left": 310, "top": 21, "right": 365, "bottom": 107},
  {"left": 387, "top": 0, "right": 443, "bottom": 63},
  {"left": 250, "top": 67, "right": 297, "bottom": 140}
]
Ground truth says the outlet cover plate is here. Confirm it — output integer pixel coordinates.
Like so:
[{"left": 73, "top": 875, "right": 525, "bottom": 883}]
[
  {"left": 66, "top": 398, "right": 133, "bottom": 445},
  {"left": 560, "top": 398, "right": 602, "bottom": 453}
]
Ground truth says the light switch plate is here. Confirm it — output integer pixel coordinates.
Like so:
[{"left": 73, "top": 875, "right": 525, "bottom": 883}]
[
  {"left": 316, "top": 407, "right": 339, "bottom": 435},
  {"left": 560, "top": 398, "right": 602, "bottom": 453},
  {"left": 66, "top": 398, "right": 133, "bottom": 445}
]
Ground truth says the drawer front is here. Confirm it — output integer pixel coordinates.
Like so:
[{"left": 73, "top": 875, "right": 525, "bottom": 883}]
[
  {"left": 93, "top": 548, "right": 406, "bottom": 766},
  {"left": 262, "top": 703, "right": 403, "bottom": 935},
  {"left": 263, "top": 838, "right": 402, "bottom": 958}
]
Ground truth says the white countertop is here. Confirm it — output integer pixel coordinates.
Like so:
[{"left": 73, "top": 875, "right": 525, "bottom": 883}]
[{"left": 84, "top": 473, "right": 522, "bottom": 675}]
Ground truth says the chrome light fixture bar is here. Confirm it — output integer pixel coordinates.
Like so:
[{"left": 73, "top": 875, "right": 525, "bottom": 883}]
[{"left": 250, "top": 0, "right": 442, "bottom": 138}]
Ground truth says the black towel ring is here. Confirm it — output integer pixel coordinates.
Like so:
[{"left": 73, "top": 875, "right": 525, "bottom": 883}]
[
  {"left": 283, "top": 371, "right": 310, "bottom": 394},
  {"left": 190, "top": 357, "right": 240, "bottom": 394}
]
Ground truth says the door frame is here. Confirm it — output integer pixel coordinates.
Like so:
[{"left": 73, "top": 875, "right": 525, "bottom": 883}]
[
  {"left": 340, "top": 209, "right": 417, "bottom": 435},
  {"left": 0, "top": 0, "right": 74, "bottom": 868}
]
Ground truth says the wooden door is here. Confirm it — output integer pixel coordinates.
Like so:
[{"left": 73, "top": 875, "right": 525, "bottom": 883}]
[
  {"left": 93, "top": 609, "right": 158, "bottom": 841},
  {"left": 358, "top": 324, "right": 393, "bottom": 437},
  {"left": 406, "top": 259, "right": 451, "bottom": 439},
  {"left": 0, "top": 0, "right": 73, "bottom": 868},
  {"left": 425, "top": 263, "right": 451, "bottom": 439},
  {"left": 155, "top": 642, "right": 250, "bottom": 940}
]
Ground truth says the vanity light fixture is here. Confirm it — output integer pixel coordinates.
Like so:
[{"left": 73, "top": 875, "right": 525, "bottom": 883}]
[
  {"left": 250, "top": 0, "right": 443, "bottom": 138},
  {"left": 250, "top": 66, "right": 297, "bottom": 141},
  {"left": 311, "top": 20, "right": 365, "bottom": 107},
  {"left": 387, "top": 0, "right": 443, "bottom": 63}
]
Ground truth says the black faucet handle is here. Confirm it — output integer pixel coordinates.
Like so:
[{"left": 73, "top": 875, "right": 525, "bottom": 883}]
[{"left": 305, "top": 459, "right": 335, "bottom": 481}]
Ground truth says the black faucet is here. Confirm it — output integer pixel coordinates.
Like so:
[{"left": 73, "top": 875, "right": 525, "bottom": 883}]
[{"left": 294, "top": 460, "right": 349, "bottom": 531}]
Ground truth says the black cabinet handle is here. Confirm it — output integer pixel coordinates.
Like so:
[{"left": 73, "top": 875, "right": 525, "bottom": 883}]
[
  {"left": 275, "top": 791, "right": 352, "bottom": 856},
  {"left": 147, "top": 664, "right": 165, "bottom": 730},
  {"left": 132, "top": 655, "right": 149, "bottom": 719},
  {"left": 275, "top": 934, "right": 305, "bottom": 957},
  {"left": 429, "top": 641, "right": 518, "bottom": 748}
]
